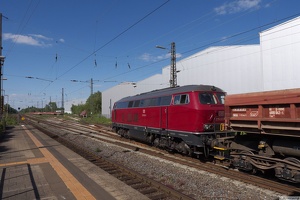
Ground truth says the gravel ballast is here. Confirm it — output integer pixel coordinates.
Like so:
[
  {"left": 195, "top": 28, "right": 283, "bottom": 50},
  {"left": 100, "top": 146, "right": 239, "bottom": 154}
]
[{"left": 64, "top": 132, "right": 285, "bottom": 200}]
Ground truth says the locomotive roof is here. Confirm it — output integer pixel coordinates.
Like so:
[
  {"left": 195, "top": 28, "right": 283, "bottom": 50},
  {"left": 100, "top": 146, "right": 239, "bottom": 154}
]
[{"left": 117, "top": 85, "right": 224, "bottom": 102}]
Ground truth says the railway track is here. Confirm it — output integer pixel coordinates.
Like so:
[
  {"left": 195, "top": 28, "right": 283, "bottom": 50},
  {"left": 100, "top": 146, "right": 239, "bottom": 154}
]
[
  {"left": 24, "top": 115, "right": 194, "bottom": 200},
  {"left": 24, "top": 115, "right": 300, "bottom": 197}
]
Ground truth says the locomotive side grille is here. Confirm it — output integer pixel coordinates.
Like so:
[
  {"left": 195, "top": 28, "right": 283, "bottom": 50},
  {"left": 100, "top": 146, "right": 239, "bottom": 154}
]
[{"left": 218, "top": 110, "right": 225, "bottom": 117}]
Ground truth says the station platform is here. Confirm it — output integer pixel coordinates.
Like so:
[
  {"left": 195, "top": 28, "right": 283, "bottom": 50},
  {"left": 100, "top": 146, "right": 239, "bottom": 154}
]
[{"left": 0, "top": 124, "right": 150, "bottom": 200}]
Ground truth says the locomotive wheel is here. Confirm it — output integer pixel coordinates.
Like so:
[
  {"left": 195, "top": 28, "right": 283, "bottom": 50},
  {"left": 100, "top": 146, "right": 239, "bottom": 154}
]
[{"left": 153, "top": 138, "right": 160, "bottom": 147}]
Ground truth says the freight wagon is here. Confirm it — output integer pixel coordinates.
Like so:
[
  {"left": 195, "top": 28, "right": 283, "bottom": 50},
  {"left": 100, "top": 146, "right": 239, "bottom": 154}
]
[{"left": 222, "top": 88, "right": 300, "bottom": 183}]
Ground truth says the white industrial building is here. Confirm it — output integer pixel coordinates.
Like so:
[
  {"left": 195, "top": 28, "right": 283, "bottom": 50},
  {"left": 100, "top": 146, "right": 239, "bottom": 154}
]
[{"left": 102, "top": 16, "right": 300, "bottom": 118}]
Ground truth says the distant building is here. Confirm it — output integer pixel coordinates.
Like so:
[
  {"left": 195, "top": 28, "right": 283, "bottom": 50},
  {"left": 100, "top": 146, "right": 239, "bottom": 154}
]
[{"left": 102, "top": 16, "right": 300, "bottom": 118}]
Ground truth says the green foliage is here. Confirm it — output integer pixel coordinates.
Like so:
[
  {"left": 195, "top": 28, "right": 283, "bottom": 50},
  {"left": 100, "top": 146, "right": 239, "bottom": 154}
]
[
  {"left": 5, "top": 115, "right": 18, "bottom": 125},
  {"left": 0, "top": 114, "right": 18, "bottom": 133},
  {"left": 81, "top": 114, "right": 111, "bottom": 126},
  {"left": 71, "top": 103, "right": 87, "bottom": 115},
  {"left": 20, "top": 106, "right": 42, "bottom": 113},
  {"left": 17, "top": 91, "right": 102, "bottom": 116},
  {"left": 44, "top": 102, "right": 58, "bottom": 112},
  {"left": 71, "top": 91, "right": 102, "bottom": 115},
  {"left": 85, "top": 91, "right": 102, "bottom": 115},
  {"left": 4, "top": 104, "right": 18, "bottom": 114}
]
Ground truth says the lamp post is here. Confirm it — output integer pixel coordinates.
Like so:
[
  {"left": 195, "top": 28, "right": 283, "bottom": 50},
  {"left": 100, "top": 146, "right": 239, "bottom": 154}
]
[{"left": 156, "top": 42, "right": 177, "bottom": 88}]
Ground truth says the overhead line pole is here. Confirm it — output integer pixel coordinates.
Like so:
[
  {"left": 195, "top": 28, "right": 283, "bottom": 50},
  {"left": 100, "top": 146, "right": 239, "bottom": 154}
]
[
  {"left": 170, "top": 42, "right": 176, "bottom": 88},
  {"left": 156, "top": 42, "right": 177, "bottom": 88},
  {"left": 0, "top": 13, "right": 4, "bottom": 119},
  {"left": 90, "top": 78, "right": 93, "bottom": 95},
  {"left": 62, "top": 88, "right": 64, "bottom": 114}
]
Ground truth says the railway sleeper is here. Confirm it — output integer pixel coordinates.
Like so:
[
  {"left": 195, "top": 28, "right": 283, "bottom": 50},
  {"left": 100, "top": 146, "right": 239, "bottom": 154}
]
[
  {"left": 148, "top": 193, "right": 167, "bottom": 200},
  {"left": 140, "top": 188, "right": 157, "bottom": 195},
  {"left": 125, "top": 179, "right": 143, "bottom": 185},
  {"left": 131, "top": 183, "right": 150, "bottom": 190}
]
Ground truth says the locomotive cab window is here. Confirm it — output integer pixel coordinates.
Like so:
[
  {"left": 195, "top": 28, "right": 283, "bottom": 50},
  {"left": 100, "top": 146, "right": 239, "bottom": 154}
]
[
  {"left": 160, "top": 96, "right": 172, "bottom": 106},
  {"left": 149, "top": 98, "right": 158, "bottom": 106},
  {"left": 128, "top": 101, "right": 134, "bottom": 108},
  {"left": 133, "top": 100, "right": 140, "bottom": 107},
  {"left": 174, "top": 94, "right": 189, "bottom": 105},
  {"left": 115, "top": 101, "right": 128, "bottom": 109},
  {"left": 199, "top": 93, "right": 217, "bottom": 104},
  {"left": 216, "top": 93, "right": 225, "bottom": 104},
  {"left": 140, "top": 100, "right": 145, "bottom": 107}
]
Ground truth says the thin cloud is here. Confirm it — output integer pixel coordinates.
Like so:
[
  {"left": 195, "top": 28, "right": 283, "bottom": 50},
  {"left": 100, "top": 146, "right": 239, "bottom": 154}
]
[
  {"left": 214, "top": 0, "right": 262, "bottom": 15},
  {"left": 140, "top": 53, "right": 152, "bottom": 61},
  {"left": 29, "top": 34, "right": 52, "bottom": 41},
  {"left": 139, "top": 53, "right": 182, "bottom": 62},
  {"left": 3, "top": 33, "right": 53, "bottom": 47}
]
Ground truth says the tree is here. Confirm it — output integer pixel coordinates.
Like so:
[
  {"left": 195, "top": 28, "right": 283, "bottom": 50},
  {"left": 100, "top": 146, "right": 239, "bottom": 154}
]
[
  {"left": 70, "top": 91, "right": 102, "bottom": 116},
  {"left": 4, "top": 104, "right": 18, "bottom": 114},
  {"left": 71, "top": 104, "right": 86, "bottom": 115},
  {"left": 86, "top": 91, "right": 102, "bottom": 115},
  {"left": 44, "top": 102, "right": 58, "bottom": 112}
]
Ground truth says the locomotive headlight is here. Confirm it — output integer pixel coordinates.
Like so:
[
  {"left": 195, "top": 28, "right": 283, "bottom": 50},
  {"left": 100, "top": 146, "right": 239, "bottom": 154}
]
[{"left": 203, "top": 124, "right": 214, "bottom": 131}]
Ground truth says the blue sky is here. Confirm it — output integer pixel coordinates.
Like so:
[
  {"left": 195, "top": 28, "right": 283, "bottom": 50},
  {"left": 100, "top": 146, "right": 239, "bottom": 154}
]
[{"left": 1, "top": 0, "right": 300, "bottom": 111}]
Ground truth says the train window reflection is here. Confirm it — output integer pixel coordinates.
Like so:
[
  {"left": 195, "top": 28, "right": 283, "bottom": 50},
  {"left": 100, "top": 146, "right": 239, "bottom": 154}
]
[
  {"left": 128, "top": 101, "right": 134, "bottom": 107},
  {"left": 216, "top": 93, "right": 225, "bottom": 104},
  {"left": 149, "top": 98, "right": 157, "bottom": 106},
  {"left": 116, "top": 101, "right": 128, "bottom": 109},
  {"left": 160, "top": 96, "right": 172, "bottom": 105},
  {"left": 199, "top": 93, "right": 216, "bottom": 104},
  {"left": 174, "top": 94, "right": 189, "bottom": 105},
  {"left": 133, "top": 100, "right": 140, "bottom": 107}
]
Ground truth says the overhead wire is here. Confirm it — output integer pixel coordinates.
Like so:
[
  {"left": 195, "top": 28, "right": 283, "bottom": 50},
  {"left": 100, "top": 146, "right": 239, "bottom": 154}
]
[
  {"left": 181, "top": 12, "right": 300, "bottom": 56},
  {"left": 108, "top": 0, "right": 277, "bottom": 78},
  {"left": 4, "top": 0, "right": 41, "bottom": 58},
  {"left": 6, "top": 0, "right": 299, "bottom": 103},
  {"left": 56, "top": 0, "right": 171, "bottom": 80},
  {"left": 98, "top": 12, "right": 300, "bottom": 83},
  {"left": 42, "top": 0, "right": 171, "bottom": 100}
]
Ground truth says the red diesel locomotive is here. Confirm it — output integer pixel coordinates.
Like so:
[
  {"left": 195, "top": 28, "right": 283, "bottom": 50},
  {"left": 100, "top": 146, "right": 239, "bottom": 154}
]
[
  {"left": 111, "top": 85, "right": 227, "bottom": 156},
  {"left": 112, "top": 85, "right": 300, "bottom": 183}
]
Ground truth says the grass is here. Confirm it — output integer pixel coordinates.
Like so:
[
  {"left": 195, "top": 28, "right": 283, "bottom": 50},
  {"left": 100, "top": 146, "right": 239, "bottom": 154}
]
[
  {"left": 80, "top": 114, "right": 112, "bottom": 126},
  {"left": 4, "top": 115, "right": 18, "bottom": 126}
]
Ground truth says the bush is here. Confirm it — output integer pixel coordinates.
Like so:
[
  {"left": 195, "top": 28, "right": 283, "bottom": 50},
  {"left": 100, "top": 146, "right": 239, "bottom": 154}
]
[
  {"left": 5, "top": 115, "right": 18, "bottom": 126},
  {"left": 81, "top": 114, "right": 111, "bottom": 126}
]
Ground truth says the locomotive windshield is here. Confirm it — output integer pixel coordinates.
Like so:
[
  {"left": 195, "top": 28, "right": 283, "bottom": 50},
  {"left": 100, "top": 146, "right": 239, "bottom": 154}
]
[
  {"left": 199, "top": 92, "right": 225, "bottom": 104},
  {"left": 216, "top": 93, "right": 225, "bottom": 104}
]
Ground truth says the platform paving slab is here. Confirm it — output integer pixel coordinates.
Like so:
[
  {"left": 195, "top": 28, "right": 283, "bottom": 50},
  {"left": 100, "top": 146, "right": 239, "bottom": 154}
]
[{"left": 0, "top": 125, "right": 150, "bottom": 200}]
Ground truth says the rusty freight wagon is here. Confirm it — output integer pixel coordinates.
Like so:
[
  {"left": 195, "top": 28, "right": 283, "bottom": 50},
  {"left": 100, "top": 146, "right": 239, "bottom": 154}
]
[{"left": 223, "top": 88, "right": 300, "bottom": 183}]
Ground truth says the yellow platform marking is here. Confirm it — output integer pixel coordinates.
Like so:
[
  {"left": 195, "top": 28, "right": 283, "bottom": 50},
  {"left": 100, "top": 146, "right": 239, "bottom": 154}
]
[
  {"left": 0, "top": 158, "right": 48, "bottom": 167},
  {"left": 0, "top": 161, "right": 28, "bottom": 167},
  {"left": 21, "top": 125, "right": 96, "bottom": 200}
]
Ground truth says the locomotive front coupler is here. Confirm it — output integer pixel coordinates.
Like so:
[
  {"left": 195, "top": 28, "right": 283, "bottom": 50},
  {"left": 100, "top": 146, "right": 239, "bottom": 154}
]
[
  {"left": 204, "top": 135, "right": 235, "bottom": 160},
  {"left": 205, "top": 134, "right": 235, "bottom": 150}
]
